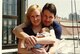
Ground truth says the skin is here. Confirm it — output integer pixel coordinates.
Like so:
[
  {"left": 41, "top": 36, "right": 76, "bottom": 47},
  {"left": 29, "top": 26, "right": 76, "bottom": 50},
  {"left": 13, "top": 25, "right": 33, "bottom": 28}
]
[
  {"left": 30, "top": 9, "right": 41, "bottom": 27},
  {"left": 42, "top": 9, "right": 55, "bottom": 26}
]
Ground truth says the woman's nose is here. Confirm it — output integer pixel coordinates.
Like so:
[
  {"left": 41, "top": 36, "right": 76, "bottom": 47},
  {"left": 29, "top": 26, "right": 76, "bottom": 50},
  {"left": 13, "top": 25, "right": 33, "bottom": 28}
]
[{"left": 34, "top": 17, "right": 37, "bottom": 20}]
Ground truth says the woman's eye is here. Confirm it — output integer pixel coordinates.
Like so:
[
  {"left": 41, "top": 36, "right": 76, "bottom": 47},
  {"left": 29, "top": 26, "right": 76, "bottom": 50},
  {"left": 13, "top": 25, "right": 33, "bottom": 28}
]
[
  {"left": 36, "top": 15, "right": 39, "bottom": 17},
  {"left": 31, "top": 16, "right": 34, "bottom": 18}
]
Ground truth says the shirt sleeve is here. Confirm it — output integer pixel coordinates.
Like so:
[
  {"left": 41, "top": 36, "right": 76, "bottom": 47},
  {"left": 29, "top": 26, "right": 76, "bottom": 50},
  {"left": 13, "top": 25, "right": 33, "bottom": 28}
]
[{"left": 53, "top": 21, "right": 62, "bottom": 39}]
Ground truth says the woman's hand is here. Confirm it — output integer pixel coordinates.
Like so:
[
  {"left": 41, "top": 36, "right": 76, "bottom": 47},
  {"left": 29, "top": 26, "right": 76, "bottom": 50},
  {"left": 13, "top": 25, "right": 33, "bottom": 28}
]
[
  {"left": 25, "top": 36, "right": 37, "bottom": 49},
  {"left": 31, "top": 48, "right": 48, "bottom": 54}
]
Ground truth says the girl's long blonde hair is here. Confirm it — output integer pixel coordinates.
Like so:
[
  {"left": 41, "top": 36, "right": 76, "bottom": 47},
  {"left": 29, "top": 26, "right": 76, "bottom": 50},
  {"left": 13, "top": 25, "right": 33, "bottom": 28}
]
[{"left": 24, "top": 5, "right": 41, "bottom": 26}]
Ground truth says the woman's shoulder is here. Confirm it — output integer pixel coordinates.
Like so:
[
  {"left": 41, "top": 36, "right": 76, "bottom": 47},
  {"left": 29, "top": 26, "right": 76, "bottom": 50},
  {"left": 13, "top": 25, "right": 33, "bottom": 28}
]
[{"left": 23, "top": 25, "right": 32, "bottom": 30}]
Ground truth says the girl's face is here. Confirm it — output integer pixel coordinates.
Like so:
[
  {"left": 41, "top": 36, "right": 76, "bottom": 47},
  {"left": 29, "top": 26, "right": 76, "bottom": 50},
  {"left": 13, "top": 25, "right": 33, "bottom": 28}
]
[{"left": 30, "top": 9, "right": 41, "bottom": 26}]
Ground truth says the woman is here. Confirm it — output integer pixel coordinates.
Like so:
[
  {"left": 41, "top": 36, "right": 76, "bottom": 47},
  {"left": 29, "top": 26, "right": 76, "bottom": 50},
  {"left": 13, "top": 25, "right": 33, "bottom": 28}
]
[{"left": 13, "top": 4, "right": 54, "bottom": 54}]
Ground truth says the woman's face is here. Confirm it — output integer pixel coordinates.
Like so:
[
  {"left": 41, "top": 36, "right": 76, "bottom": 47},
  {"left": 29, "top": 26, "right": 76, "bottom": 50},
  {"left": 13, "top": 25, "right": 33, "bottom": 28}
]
[{"left": 30, "top": 9, "right": 41, "bottom": 26}]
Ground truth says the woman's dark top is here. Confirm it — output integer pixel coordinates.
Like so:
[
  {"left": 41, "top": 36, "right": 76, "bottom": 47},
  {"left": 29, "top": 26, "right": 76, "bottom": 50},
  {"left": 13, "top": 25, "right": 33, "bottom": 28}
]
[{"left": 23, "top": 25, "right": 43, "bottom": 48}]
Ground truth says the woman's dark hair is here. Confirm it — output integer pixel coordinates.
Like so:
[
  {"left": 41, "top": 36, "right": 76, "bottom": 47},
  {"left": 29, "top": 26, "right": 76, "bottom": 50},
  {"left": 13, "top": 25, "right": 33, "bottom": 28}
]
[{"left": 42, "top": 3, "right": 57, "bottom": 16}]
